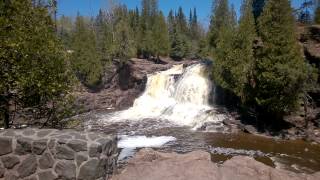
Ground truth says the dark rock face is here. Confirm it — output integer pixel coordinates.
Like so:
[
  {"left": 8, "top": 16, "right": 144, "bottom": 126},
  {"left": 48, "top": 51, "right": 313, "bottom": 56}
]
[
  {"left": 113, "top": 149, "right": 320, "bottom": 180},
  {"left": 17, "top": 155, "right": 37, "bottom": 178},
  {"left": 73, "top": 58, "right": 197, "bottom": 112},
  {"left": 0, "top": 128, "right": 118, "bottom": 180},
  {"left": 0, "top": 137, "right": 12, "bottom": 155}
]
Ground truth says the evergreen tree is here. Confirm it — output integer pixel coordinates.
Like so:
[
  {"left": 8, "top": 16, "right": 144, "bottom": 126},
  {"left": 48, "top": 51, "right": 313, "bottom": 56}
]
[
  {"left": 94, "top": 9, "right": 113, "bottom": 63},
  {"left": 315, "top": 6, "right": 320, "bottom": 24},
  {"left": 71, "top": 14, "right": 103, "bottom": 87},
  {"left": 255, "top": 0, "right": 308, "bottom": 115},
  {"left": 57, "top": 15, "right": 73, "bottom": 48},
  {"left": 0, "top": 0, "right": 72, "bottom": 128},
  {"left": 208, "top": 0, "right": 232, "bottom": 49},
  {"left": 252, "top": 0, "right": 265, "bottom": 19},
  {"left": 177, "top": 7, "right": 188, "bottom": 35},
  {"left": 151, "top": 11, "right": 170, "bottom": 59},
  {"left": 170, "top": 23, "right": 190, "bottom": 60},
  {"left": 214, "top": 0, "right": 256, "bottom": 101},
  {"left": 113, "top": 18, "right": 136, "bottom": 64},
  {"left": 139, "top": 0, "right": 155, "bottom": 58}
]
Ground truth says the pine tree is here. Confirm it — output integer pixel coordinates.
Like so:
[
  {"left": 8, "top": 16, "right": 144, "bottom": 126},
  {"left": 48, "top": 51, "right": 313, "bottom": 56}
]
[
  {"left": 213, "top": 0, "right": 256, "bottom": 102},
  {"left": 0, "top": 0, "right": 72, "bottom": 128},
  {"left": 252, "top": 0, "right": 265, "bottom": 19},
  {"left": 208, "top": 0, "right": 232, "bottom": 49},
  {"left": 255, "top": 0, "right": 308, "bottom": 115},
  {"left": 94, "top": 9, "right": 113, "bottom": 63},
  {"left": 315, "top": 6, "right": 320, "bottom": 24},
  {"left": 152, "top": 11, "right": 170, "bottom": 59},
  {"left": 170, "top": 23, "right": 190, "bottom": 60},
  {"left": 71, "top": 14, "right": 103, "bottom": 87},
  {"left": 113, "top": 18, "right": 136, "bottom": 64},
  {"left": 177, "top": 7, "right": 188, "bottom": 35},
  {"left": 57, "top": 15, "right": 73, "bottom": 48}
]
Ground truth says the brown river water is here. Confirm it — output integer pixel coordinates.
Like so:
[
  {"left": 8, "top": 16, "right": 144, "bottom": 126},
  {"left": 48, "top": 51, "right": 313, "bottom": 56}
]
[
  {"left": 82, "top": 63, "right": 320, "bottom": 174},
  {"left": 84, "top": 114, "right": 320, "bottom": 174}
]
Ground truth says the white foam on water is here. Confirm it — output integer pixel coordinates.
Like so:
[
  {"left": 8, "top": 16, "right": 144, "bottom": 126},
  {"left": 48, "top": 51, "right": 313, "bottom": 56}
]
[
  {"left": 100, "top": 64, "right": 228, "bottom": 130},
  {"left": 118, "top": 135, "right": 176, "bottom": 149}
]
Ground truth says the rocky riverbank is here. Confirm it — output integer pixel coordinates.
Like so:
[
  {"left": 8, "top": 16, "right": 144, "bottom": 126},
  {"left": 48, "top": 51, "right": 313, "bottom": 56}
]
[
  {"left": 112, "top": 148, "right": 320, "bottom": 180},
  {"left": 73, "top": 58, "right": 198, "bottom": 113}
]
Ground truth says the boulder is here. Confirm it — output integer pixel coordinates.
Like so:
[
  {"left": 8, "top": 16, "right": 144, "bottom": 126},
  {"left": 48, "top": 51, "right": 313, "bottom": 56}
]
[{"left": 112, "top": 149, "right": 320, "bottom": 180}]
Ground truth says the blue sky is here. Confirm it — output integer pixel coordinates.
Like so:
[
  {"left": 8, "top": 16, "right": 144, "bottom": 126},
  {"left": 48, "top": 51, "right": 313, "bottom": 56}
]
[{"left": 57, "top": 0, "right": 302, "bottom": 25}]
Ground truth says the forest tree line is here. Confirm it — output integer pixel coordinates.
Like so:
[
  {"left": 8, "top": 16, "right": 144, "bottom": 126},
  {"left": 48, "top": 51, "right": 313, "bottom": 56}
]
[
  {"left": 57, "top": 0, "right": 208, "bottom": 87},
  {"left": 1, "top": 0, "right": 320, "bottom": 128},
  {"left": 211, "top": 0, "right": 320, "bottom": 122}
]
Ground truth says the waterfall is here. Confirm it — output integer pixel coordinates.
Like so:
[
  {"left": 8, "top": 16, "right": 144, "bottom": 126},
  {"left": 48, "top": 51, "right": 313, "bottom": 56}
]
[{"left": 101, "top": 63, "right": 227, "bottom": 130}]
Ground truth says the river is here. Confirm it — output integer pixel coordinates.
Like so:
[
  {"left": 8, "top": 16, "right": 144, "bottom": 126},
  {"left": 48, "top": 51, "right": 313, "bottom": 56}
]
[{"left": 83, "top": 63, "right": 320, "bottom": 174}]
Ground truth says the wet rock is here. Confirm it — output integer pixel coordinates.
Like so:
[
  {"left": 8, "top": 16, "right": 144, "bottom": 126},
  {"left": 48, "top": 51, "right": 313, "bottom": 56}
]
[
  {"left": 242, "top": 125, "right": 258, "bottom": 134},
  {"left": 17, "top": 155, "right": 37, "bottom": 178},
  {"left": 67, "top": 140, "right": 87, "bottom": 152},
  {"left": 1, "top": 155, "right": 20, "bottom": 169},
  {"left": 54, "top": 160, "right": 76, "bottom": 180},
  {"left": 38, "top": 170, "right": 58, "bottom": 180},
  {"left": 113, "top": 149, "right": 320, "bottom": 180},
  {"left": 33, "top": 139, "right": 48, "bottom": 155},
  {"left": 0, "top": 137, "right": 12, "bottom": 155},
  {"left": 39, "top": 152, "right": 54, "bottom": 169},
  {"left": 73, "top": 58, "right": 197, "bottom": 112}
]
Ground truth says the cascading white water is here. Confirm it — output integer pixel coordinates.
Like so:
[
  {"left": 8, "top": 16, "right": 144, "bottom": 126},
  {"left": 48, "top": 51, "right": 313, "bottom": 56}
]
[{"left": 101, "top": 63, "right": 227, "bottom": 130}]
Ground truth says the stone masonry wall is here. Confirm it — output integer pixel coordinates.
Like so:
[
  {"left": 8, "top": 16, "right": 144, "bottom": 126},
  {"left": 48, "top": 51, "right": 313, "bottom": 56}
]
[{"left": 0, "top": 128, "right": 118, "bottom": 180}]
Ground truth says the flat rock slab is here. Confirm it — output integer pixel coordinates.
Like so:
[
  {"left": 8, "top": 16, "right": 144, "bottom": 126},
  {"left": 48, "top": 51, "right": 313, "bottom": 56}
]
[{"left": 112, "top": 149, "right": 320, "bottom": 180}]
